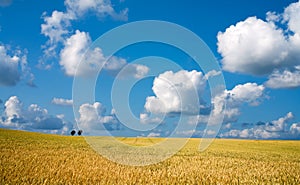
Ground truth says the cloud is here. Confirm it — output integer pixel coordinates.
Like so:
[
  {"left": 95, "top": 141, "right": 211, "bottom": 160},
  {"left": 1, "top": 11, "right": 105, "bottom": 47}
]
[
  {"left": 217, "top": 1, "right": 300, "bottom": 88},
  {"left": 143, "top": 72, "right": 265, "bottom": 126},
  {"left": 217, "top": 17, "right": 289, "bottom": 75},
  {"left": 283, "top": 0, "right": 300, "bottom": 34},
  {"left": 26, "top": 104, "right": 48, "bottom": 121},
  {"left": 40, "top": 0, "right": 128, "bottom": 64},
  {"left": 0, "top": 45, "right": 20, "bottom": 86},
  {"left": 103, "top": 56, "right": 127, "bottom": 71},
  {"left": 265, "top": 68, "right": 300, "bottom": 88},
  {"left": 60, "top": 30, "right": 102, "bottom": 76},
  {"left": 266, "top": 11, "right": 280, "bottom": 22},
  {"left": 77, "top": 102, "right": 118, "bottom": 132},
  {"left": 221, "top": 129, "right": 239, "bottom": 138},
  {"left": 59, "top": 30, "right": 148, "bottom": 78},
  {"left": 206, "top": 129, "right": 216, "bottom": 136},
  {"left": 40, "top": 0, "right": 132, "bottom": 77},
  {"left": 0, "top": 45, "right": 35, "bottom": 87},
  {"left": 105, "top": 56, "right": 149, "bottom": 79},
  {"left": 139, "top": 113, "right": 163, "bottom": 124},
  {"left": 41, "top": 11, "right": 70, "bottom": 44},
  {"left": 265, "top": 112, "right": 293, "bottom": 132},
  {"left": 224, "top": 123, "right": 231, "bottom": 129},
  {"left": 124, "top": 63, "right": 149, "bottom": 79},
  {"left": 226, "top": 83, "right": 265, "bottom": 106},
  {"left": 144, "top": 70, "right": 206, "bottom": 115},
  {"left": 204, "top": 70, "right": 222, "bottom": 79},
  {"left": 147, "top": 132, "right": 160, "bottom": 137},
  {"left": 175, "top": 129, "right": 208, "bottom": 138},
  {"left": 220, "top": 128, "right": 279, "bottom": 139},
  {"left": 212, "top": 83, "right": 265, "bottom": 124},
  {"left": 114, "top": 63, "right": 149, "bottom": 79},
  {"left": 32, "top": 117, "right": 64, "bottom": 130},
  {"left": 52, "top": 98, "right": 73, "bottom": 106},
  {"left": 40, "top": 11, "right": 72, "bottom": 58},
  {"left": 221, "top": 126, "right": 280, "bottom": 139},
  {"left": 4, "top": 96, "right": 23, "bottom": 124},
  {"left": 65, "top": 0, "right": 128, "bottom": 21},
  {"left": 220, "top": 112, "right": 295, "bottom": 139},
  {"left": 0, "top": 96, "right": 70, "bottom": 133},
  {"left": 290, "top": 123, "right": 300, "bottom": 135}
]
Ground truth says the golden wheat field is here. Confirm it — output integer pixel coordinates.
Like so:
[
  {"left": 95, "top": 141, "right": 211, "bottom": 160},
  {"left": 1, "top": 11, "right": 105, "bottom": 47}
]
[{"left": 1, "top": 128, "right": 300, "bottom": 184}]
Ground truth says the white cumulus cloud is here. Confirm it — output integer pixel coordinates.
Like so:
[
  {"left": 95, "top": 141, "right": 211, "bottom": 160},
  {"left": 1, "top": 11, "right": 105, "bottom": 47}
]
[
  {"left": 40, "top": 0, "right": 127, "bottom": 64},
  {"left": 60, "top": 30, "right": 103, "bottom": 76},
  {"left": 265, "top": 69, "right": 300, "bottom": 88},
  {"left": 52, "top": 98, "right": 73, "bottom": 106},
  {"left": 147, "top": 132, "right": 160, "bottom": 137},
  {"left": 220, "top": 128, "right": 279, "bottom": 139},
  {"left": 0, "top": 96, "right": 70, "bottom": 133},
  {"left": 116, "top": 63, "right": 149, "bottom": 79},
  {"left": 77, "top": 102, "right": 118, "bottom": 132},
  {"left": 220, "top": 112, "right": 295, "bottom": 139},
  {"left": 41, "top": 11, "right": 71, "bottom": 45},
  {"left": 27, "top": 104, "right": 48, "bottom": 121},
  {"left": 217, "top": 1, "right": 300, "bottom": 88},
  {"left": 4, "top": 96, "right": 23, "bottom": 125},
  {"left": 144, "top": 70, "right": 206, "bottom": 115},
  {"left": 139, "top": 113, "right": 163, "bottom": 124},
  {"left": 265, "top": 112, "right": 293, "bottom": 132},
  {"left": 65, "top": 0, "right": 128, "bottom": 21},
  {"left": 40, "top": 11, "right": 72, "bottom": 58},
  {"left": 212, "top": 83, "right": 265, "bottom": 124},
  {"left": 143, "top": 72, "right": 265, "bottom": 126},
  {"left": 290, "top": 123, "right": 300, "bottom": 135},
  {"left": 0, "top": 45, "right": 34, "bottom": 87},
  {"left": 60, "top": 30, "right": 149, "bottom": 78},
  {"left": 283, "top": 0, "right": 300, "bottom": 34},
  {"left": 0, "top": 45, "right": 20, "bottom": 86},
  {"left": 105, "top": 56, "right": 149, "bottom": 79},
  {"left": 226, "top": 83, "right": 265, "bottom": 106},
  {"left": 217, "top": 16, "right": 289, "bottom": 75}
]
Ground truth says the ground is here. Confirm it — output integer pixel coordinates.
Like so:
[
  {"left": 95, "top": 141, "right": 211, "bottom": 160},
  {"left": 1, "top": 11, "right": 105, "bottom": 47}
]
[{"left": 1, "top": 129, "right": 300, "bottom": 184}]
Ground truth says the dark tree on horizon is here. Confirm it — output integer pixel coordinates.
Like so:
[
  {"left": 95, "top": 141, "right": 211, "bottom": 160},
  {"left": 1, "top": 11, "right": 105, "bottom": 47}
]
[
  {"left": 71, "top": 130, "right": 76, "bottom": 136},
  {"left": 78, "top": 130, "right": 83, "bottom": 136}
]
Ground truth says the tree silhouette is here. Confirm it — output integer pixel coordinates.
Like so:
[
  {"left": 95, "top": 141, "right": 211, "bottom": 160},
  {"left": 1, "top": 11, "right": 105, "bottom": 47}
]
[
  {"left": 78, "top": 130, "right": 83, "bottom": 136},
  {"left": 71, "top": 130, "right": 76, "bottom": 136}
]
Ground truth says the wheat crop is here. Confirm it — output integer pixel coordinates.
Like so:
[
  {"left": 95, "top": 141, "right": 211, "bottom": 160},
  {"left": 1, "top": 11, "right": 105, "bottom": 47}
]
[{"left": 1, "top": 129, "right": 299, "bottom": 184}]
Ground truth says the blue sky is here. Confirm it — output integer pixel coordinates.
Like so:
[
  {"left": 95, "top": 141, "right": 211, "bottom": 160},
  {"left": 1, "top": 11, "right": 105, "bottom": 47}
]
[{"left": 0, "top": 0, "right": 300, "bottom": 139}]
